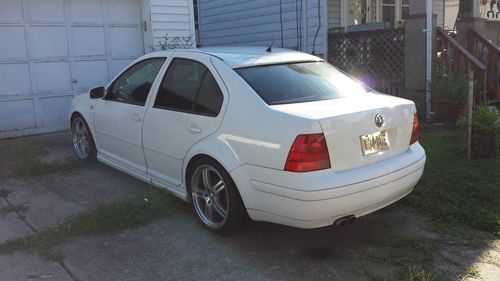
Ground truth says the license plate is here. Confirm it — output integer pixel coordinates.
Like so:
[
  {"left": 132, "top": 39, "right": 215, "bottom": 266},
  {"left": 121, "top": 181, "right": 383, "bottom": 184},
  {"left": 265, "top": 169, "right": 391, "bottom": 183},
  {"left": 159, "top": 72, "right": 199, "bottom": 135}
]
[{"left": 360, "top": 131, "right": 389, "bottom": 156}]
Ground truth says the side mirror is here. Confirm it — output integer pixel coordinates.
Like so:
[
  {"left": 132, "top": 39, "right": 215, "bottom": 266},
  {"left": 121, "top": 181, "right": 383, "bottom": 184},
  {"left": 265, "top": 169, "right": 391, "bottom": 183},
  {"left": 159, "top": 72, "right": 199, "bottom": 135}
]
[{"left": 89, "top": 87, "right": 105, "bottom": 99}]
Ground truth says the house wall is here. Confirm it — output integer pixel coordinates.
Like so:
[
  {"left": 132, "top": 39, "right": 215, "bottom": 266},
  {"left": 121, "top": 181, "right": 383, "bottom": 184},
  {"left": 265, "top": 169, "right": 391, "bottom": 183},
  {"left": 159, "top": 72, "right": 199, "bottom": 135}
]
[
  {"left": 149, "top": 0, "right": 196, "bottom": 49},
  {"left": 433, "top": 0, "right": 445, "bottom": 27},
  {"left": 197, "top": 0, "right": 327, "bottom": 56},
  {"left": 328, "top": 0, "right": 341, "bottom": 29},
  {"left": 443, "top": 0, "right": 458, "bottom": 30}
]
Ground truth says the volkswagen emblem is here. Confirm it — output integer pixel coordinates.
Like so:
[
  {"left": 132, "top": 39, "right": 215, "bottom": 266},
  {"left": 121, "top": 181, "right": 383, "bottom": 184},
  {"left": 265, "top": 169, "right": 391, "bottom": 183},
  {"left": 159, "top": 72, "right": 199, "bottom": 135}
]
[{"left": 375, "top": 114, "right": 384, "bottom": 128}]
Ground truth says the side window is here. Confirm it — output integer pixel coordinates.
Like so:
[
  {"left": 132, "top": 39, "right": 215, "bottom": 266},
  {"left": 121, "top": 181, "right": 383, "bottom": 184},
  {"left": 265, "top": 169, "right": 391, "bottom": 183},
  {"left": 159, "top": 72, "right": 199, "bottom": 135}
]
[
  {"left": 154, "top": 58, "right": 223, "bottom": 117},
  {"left": 107, "top": 58, "right": 166, "bottom": 106}
]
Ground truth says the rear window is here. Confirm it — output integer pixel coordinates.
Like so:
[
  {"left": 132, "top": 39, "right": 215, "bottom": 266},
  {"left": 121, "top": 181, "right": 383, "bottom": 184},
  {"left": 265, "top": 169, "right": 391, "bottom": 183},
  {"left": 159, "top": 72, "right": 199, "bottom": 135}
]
[{"left": 236, "top": 62, "right": 366, "bottom": 105}]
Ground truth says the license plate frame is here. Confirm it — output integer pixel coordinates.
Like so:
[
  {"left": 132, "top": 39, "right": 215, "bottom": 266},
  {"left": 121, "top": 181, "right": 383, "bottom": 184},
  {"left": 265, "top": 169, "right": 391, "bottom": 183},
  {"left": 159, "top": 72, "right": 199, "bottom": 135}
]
[{"left": 360, "top": 130, "right": 389, "bottom": 156}]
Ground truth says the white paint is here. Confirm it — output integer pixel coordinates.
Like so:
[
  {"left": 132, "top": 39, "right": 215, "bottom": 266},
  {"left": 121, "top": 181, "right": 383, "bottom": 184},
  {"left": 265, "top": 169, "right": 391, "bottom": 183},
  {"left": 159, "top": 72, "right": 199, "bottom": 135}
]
[
  {"left": 0, "top": 0, "right": 196, "bottom": 138},
  {"left": 69, "top": 48, "right": 426, "bottom": 229}
]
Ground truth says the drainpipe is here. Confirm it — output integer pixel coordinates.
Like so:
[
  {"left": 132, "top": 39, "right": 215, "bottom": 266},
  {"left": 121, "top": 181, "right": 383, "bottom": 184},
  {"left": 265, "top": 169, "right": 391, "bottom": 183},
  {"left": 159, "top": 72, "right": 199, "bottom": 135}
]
[{"left": 425, "top": 0, "right": 432, "bottom": 122}]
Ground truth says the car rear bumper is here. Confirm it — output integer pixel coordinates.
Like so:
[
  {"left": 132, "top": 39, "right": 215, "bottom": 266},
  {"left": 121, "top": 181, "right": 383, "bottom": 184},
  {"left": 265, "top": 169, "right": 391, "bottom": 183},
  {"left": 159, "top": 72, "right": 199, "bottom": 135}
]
[{"left": 230, "top": 142, "right": 426, "bottom": 229}]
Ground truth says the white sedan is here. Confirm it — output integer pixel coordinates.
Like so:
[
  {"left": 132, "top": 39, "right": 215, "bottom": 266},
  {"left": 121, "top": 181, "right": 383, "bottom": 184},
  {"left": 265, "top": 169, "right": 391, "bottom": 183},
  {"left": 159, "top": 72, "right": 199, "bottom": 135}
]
[{"left": 69, "top": 47, "right": 426, "bottom": 233}]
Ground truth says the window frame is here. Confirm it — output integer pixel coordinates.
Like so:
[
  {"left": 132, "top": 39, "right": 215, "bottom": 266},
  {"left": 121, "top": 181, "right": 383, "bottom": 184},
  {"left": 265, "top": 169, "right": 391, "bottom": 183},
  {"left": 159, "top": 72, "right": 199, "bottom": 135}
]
[
  {"left": 152, "top": 57, "right": 224, "bottom": 118},
  {"left": 104, "top": 57, "right": 167, "bottom": 107}
]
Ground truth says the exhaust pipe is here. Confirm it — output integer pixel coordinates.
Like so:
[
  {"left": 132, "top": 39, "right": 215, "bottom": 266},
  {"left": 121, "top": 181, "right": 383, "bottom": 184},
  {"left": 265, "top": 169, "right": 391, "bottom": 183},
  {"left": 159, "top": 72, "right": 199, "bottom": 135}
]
[{"left": 333, "top": 215, "right": 356, "bottom": 227}]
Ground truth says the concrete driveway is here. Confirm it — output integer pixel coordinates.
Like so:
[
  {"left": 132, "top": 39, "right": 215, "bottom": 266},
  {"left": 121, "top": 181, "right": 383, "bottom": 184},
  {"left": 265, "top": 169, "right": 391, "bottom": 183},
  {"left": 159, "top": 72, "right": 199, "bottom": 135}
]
[{"left": 0, "top": 132, "right": 498, "bottom": 281}]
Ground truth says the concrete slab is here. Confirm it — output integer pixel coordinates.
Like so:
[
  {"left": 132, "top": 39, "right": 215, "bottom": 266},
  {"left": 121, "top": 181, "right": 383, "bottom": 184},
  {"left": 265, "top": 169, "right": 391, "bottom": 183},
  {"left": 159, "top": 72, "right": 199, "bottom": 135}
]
[
  {"left": 0, "top": 252, "right": 73, "bottom": 281},
  {"left": 0, "top": 199, "right": 33, "bottom": 243},
  {"left": 0, "top": 165, "right": 145, "bottom": 231},
  {"left": 58, "top": 208, "right": 380, "bottom": 281},
  {"left": 0, "top": 131, "right": 74, "bottom": 178}
]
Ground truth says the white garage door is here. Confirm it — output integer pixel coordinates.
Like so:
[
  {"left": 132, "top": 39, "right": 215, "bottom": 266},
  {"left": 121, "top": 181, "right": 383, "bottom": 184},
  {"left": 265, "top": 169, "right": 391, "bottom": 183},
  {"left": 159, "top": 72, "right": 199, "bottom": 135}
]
[{"left": 0, "top": 0, "right": 145, "bottom": 138}]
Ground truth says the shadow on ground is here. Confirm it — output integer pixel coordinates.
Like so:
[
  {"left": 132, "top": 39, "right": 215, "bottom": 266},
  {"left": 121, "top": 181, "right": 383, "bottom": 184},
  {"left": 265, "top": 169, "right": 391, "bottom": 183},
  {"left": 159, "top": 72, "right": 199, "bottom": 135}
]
[{"left": 0, "top": 132, "right": 498, "bottom": 281}]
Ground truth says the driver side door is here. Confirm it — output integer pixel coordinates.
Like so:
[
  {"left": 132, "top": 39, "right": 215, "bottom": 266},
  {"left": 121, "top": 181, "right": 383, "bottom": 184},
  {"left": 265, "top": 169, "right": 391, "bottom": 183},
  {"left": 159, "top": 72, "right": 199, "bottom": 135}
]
[{"left": 94, "top": 57, "right": 166, "bottom": 175}]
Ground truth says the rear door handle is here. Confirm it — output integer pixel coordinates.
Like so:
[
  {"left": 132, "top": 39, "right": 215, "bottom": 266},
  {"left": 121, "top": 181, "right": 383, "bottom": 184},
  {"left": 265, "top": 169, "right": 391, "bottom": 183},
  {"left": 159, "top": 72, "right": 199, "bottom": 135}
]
[
  {"left": 186, "top": 124, "right": 201, "bottom": 133},
  {"left": 131, "top": 113, "right": 142, "bottom": 122}
]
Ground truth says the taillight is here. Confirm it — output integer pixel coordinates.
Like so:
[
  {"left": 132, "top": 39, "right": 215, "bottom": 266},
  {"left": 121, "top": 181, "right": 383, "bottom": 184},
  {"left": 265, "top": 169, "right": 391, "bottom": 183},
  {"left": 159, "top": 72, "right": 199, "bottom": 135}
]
[
  {"left": 410, "top": 113, "right": 419, "bottom": 145},
  {"left": 284, "top": 133, "right": 331, "bottom": 172}
]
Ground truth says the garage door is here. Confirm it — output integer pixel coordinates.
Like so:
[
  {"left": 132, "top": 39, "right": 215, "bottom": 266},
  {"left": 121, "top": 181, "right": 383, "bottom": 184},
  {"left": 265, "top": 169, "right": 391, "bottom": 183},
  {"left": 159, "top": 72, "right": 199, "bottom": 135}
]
[{"left": 0, "top": 0, "right": 145, "bottom": 138}]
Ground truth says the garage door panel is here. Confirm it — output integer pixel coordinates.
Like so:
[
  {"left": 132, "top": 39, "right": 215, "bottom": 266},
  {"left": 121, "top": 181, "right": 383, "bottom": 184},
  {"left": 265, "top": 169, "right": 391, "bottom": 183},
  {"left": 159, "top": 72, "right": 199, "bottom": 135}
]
[
  {"left": 0, "top": 0, "right": 23, "bottom": 21},
  {"left": 30, "top": 26, "right": 68, "bottom": 58},
  {"left": 109, "top": 27, "right": 142, "bottom": 56},
  {"left": 38, "top": 96, "right": 72, "bottom": 128},
  {"left": 108, "top": 0, "right": 141, "bottom": 23},
  {"left": 0, "top": 0, "right": 146, "bottom": 137},
  {"left": 0, "top": 26, "right": 27, "bottom": 59},
  {"left": 72, "top": 27, "right": 106, "bottom": 56},
  {"left": 0, "top": 100, "right": 36, "bottom": 132},
  {"left": 34, "top": 62, "right": 72, "bottom": 93},
  {"left": 74, "top": 60, "right": 108, "bottom": 90},
  {"left": 28, "top": 0, "right": 65, "bottom": 22},
  {"left": 70, "top": 0, "right": 104, "bottom": 23},
  {"left": 0, "top": 63, "right": 31, "bottom": 96}
]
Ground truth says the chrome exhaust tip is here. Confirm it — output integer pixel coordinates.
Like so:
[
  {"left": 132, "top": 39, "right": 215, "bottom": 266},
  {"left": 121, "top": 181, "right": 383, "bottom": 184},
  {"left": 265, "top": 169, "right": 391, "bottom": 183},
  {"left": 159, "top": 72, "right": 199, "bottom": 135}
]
[{"left": 333, "top": 215, "right": 356, "bottom": 227}]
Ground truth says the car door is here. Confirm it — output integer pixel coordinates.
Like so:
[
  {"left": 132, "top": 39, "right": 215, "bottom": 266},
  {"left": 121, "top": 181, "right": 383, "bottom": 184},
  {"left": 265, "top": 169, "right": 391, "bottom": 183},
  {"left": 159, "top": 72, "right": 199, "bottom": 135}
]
[
  {"left": 94, "top": 57, "right": 166, "bottom": 174},
  {"left": 143, "top": 55, "right": 227, "bottom": 187}
]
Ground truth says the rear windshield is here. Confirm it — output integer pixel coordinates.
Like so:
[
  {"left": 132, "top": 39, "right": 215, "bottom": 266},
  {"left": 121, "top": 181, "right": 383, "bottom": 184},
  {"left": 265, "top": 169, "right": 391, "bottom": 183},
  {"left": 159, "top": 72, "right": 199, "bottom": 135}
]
[{"left": 236, "top": 62, "right": 366, "bottom": 105}]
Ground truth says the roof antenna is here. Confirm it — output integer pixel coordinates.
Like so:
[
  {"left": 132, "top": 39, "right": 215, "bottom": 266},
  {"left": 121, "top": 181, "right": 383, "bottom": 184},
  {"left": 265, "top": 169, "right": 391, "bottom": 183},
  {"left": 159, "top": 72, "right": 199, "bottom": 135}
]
[{"left": 266, "top": 39, "right": 275, "bottom": 52}]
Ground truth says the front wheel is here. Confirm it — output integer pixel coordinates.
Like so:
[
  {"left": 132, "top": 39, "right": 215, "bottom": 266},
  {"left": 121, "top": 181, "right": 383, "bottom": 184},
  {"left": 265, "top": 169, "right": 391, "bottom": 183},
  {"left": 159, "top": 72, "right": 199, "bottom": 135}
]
[
  {"left": 71, "top": 115, "right": 96, "bottom": 161},
  {"left": 188, "top": 158, "right": 248, "bottom": 233}
]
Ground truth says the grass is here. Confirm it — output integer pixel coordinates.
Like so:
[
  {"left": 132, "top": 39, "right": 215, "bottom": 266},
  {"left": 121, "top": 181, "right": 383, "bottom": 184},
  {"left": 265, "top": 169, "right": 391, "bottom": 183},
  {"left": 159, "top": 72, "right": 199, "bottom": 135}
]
[
  {"left": 402, "top": 266, "right": 439, "bottom": 281},
  {"left": 403, "top": 133, "right": 500, "bottom": 235},
  {"left": 4, "top": 142, "right": 86, "bottom": 178},
  {"left": 0, "top": 186, "right": 180, "bottom": 258}
]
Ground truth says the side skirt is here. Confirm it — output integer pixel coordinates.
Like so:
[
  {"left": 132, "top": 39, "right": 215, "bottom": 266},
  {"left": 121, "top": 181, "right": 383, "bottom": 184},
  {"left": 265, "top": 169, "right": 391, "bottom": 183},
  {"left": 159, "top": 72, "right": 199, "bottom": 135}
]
[{"left": 97, "top": 153, "right": 188, "bottom": 201}]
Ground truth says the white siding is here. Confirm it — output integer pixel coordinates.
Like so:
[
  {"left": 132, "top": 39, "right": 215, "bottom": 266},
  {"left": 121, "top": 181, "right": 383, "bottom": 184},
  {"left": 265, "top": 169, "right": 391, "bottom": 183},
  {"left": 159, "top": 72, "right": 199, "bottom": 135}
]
[
  {"left": 149, "top": 0, "right": 196, "bottom": 49},
  {"left": 444, "top": 0, "right": 459, "bottom": 30},
  {"left": 328, "top": 0, "right": 341, "bottom": 29},
  {"left": 433, "top": 0, "right": 445, "bottom": 27}
]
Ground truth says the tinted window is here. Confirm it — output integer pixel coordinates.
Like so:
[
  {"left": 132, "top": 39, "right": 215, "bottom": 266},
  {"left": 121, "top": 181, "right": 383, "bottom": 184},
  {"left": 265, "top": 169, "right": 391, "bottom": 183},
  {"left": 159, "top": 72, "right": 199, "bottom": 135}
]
[
  {"left": 194, "top": 72, "right": 223, "bottom": 116},
  {"left": 236, "top": 62, "right": 366, "bottom": 105},
  {"left": 154, "top": 58, "right": 223, "bottom": 117},
  {"left": 108, "top": 58, "right": 165, "bottom": 105}
]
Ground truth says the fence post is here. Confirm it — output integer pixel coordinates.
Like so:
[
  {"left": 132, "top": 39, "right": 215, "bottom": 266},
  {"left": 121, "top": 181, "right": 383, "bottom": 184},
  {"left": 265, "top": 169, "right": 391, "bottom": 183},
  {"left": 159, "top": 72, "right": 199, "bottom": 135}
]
[{"left": 467, "top": 65, "right": 474, "bottom": 159}]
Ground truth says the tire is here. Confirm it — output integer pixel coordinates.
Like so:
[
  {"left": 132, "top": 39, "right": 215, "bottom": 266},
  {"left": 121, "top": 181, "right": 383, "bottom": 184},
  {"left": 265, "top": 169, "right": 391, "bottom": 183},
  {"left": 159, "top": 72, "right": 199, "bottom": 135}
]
[
  {"left": 71, "top": 114, "right": 97, "bottom": 162},
  {"left": 187, "top": 158, "right": 248, "bottom": 233}
]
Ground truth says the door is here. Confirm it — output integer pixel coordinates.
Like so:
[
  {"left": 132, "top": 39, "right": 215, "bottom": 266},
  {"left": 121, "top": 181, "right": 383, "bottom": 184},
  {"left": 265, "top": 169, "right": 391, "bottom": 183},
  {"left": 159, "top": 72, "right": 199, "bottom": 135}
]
[
  {"left": 143, "top": 55, "right": 227, "bottom": 187},
  {"left": 94, "top": 57, "right": 166, "bottom": 173},
  {"left": 0, "top": 0, "right": 145, "bottom": 138}
]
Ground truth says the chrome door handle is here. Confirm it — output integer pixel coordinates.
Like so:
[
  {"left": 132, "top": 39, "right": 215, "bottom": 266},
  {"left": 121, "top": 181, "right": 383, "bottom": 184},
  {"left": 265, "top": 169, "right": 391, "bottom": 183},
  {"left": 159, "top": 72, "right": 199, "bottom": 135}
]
[
  {"left": 131, "top": 113, "right": 142, "bottom": 122},
  {"left": 186, "top": 125, "right": 201, "bottom": 133}
]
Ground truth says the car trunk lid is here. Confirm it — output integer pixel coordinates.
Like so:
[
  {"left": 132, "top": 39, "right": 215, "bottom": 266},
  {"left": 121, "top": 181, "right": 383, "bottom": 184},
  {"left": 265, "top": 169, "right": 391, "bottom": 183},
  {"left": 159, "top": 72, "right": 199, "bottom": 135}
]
[{"left": 271, "top": 93, "right": 416, "bottom": 172}]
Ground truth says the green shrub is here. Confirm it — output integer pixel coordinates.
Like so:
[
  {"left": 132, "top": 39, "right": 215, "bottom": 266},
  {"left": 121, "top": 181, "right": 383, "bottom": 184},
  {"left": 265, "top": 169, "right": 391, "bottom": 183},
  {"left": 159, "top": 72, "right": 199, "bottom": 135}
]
[{"left": 431, "top": 75, "right": 468, "bottom": 101}]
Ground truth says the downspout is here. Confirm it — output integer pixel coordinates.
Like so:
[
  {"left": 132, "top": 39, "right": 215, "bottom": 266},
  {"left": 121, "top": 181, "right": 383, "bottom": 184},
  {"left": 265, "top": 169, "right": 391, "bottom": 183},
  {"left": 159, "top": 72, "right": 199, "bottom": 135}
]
[{"left": 425, "top": 0, "right": 432, "bottom": 121}]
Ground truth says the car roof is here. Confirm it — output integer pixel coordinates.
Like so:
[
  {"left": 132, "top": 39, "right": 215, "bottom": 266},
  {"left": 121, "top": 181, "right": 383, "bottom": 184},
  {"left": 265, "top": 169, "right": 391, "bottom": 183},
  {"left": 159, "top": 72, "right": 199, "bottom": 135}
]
[{"left": 141, "top": 46, "right": 324, "bottom": 68}]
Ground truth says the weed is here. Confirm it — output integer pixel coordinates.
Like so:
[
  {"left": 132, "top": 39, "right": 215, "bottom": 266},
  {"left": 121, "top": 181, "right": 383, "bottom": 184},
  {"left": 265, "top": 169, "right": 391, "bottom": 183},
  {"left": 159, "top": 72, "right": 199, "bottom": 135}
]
[
  {"left": 0, "top": 204, "right": 28, "bottom": 216},
  {"left": 0, "top": 187, "right": 179, "bottom": 258},
  {"left": 457, "top": 265, "right": 480, "bottom": 280},
  {"left": 5, "top": 143, "right": 86, "bottom": 178},
  {"left": 401, "top": 266, "right": 438, "bottom": 281},
  {"left": 0, "top": 188, "right": 10, "bottom": 198}
]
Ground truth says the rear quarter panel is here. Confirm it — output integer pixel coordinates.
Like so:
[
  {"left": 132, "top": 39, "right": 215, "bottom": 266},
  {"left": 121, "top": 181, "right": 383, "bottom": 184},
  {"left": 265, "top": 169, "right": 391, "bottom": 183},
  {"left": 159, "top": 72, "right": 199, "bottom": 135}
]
[{"left": 187, "top": 58, "right": 322, "bottom": 173}]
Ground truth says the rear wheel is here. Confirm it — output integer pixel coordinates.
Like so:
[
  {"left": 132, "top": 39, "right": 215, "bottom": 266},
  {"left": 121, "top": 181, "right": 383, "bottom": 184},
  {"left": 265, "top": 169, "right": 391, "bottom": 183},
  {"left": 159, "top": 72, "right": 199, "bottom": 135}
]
[
  {"left": 71, "top": 115, "right": 96, "bottom": 161},
  {"left": 188, "top": 158, "right": 247, "bottom": 233}
]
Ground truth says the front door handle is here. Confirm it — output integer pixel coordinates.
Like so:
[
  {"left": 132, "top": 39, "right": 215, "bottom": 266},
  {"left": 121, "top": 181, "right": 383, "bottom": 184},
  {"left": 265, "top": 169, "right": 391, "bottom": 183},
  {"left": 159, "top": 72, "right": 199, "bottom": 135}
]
[
  {"left": 186, "top": 124, "right": 201, "bottom": 134},
  {"left": 131, "top": 113, "right": 142, "bottom": 122}
]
